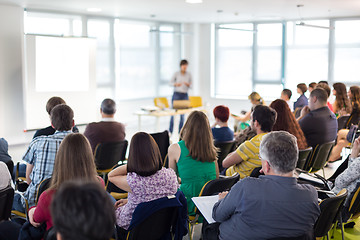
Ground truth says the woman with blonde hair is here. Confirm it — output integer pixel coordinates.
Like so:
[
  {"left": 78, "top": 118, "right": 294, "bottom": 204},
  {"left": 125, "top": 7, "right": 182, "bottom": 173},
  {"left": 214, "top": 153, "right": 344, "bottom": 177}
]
[
  {"left": 232, "top": 92, "right": 265, "bottom": 122},
  {"left": 27, "top": 133, "right": 103, "bottom": 232},
  {"left": 168, "top": 111, "right": 219, "bottom": 216}
]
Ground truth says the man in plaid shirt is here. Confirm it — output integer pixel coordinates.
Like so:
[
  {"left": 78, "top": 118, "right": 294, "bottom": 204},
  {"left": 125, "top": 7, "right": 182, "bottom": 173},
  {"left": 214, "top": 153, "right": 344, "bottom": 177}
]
[{"left": 12, "top": 104, "right": 74, "bottom": 212}]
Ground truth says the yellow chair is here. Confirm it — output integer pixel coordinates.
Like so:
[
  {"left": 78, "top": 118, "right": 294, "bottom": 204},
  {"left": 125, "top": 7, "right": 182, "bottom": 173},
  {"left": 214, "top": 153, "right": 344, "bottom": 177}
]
[
  {"left": 189, "top": 96, "right": 203, "bottom": 108},
  {"left": 154, "top": 97, "right": 169, "bottom": 109}
]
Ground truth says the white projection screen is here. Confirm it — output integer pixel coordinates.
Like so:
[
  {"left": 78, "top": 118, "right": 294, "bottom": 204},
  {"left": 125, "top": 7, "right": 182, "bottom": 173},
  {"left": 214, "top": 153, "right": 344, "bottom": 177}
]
[{"left": 24, "top": 35, "right": 98, "bottom": 130}]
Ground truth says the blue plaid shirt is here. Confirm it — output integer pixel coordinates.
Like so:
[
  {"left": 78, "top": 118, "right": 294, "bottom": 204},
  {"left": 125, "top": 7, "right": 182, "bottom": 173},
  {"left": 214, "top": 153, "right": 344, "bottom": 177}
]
[{"left": 22, "top": 130, "right": 72, "bottom": 207}]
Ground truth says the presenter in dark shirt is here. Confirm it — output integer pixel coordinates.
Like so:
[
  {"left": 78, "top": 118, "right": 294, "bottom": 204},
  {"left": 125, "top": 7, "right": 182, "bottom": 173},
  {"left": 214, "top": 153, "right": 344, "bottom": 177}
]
[
  {"left": 211, "top": 105, "right": 234, "bottom": 144},
  {"left": 169, "top": 59, "right": 192, "bottom": 134}
]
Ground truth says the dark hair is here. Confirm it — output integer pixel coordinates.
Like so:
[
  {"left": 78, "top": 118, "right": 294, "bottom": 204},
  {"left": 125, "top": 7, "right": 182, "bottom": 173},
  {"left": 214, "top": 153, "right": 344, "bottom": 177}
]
[
  {"left": 269, "top": 99, "right": 308, "bottom": 150},
  {"left": 180, "top": 59, "right": 188, "bottom": 67},
  {"left": 50, "top": 104, "right": 74, "bottom": 131},
  {"left": 46, "top": 97, "right": 66, "bottom": 115},
  {"left": 310, "top": 88, "right": 328, "bottom": 104},
  {"left": 318, "top": 80, "right": 329, "bottom": 85},
  {"left": 308, "top": 82, "right": 317, "bottom": 89},
  {"left": 51, "top": 181, "right": 115, "bottom": 240},
  {"left": 350, "top": 86, "right": 360, "bottom": 110},
  {"left": 333, "top": 82, "right": 352, "bottom": 114},
  {"left": 213, "top": 105, "right": 230, "bottom": 122},
  {"left": 297, "top": 83, "right": 308, "bottom": 94},
  {"left": 127, "top": 132, "right": 162, "bottom": 177},
  {"left": 101, "top": 98, "right": 116, "bottom": 115},
  {"left": 252, "top": 105, "right": 277, "bottom": 133},
  {"left": 282, "top": 89, "right": 292, "bottom": 99},
  {"left": 316, "top": 83, "right": 331, "bottom": 98}
]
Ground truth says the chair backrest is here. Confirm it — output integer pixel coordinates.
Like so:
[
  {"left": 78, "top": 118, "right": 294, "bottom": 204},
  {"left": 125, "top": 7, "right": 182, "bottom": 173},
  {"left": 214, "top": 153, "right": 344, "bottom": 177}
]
[
  {"left": 348, "top": 185, "right": 360, "bottom": 218},
  {"left": 150, "top": 131, "right": 170, "bottom": 163},
  {"left": 214, "top": 141, "right": 236, "bottom": 172},
  {"left": 314, "top": 189, "right": 348, "bottom": 237},
  {"left": 306, "top": 141, "right": 335, "bottom": 172},
  {"left": 294, "top": 107, "right": 303, "bottom": 119},
  {"left": 296, "top": 147, "right": 313, "bottom": 170},
  {"left": 127, "top": 207, "right": 177, "bottom": 240},
  {"left": 36, "top": 178, "right": 52, "bottom": 204},
  {"left": 189, "top": 96, "right": 203, "bottom": 108},
  {"left": 154, "top": 97, "right": 169, "bottom": 109},
  {"left": 337, "top": 115, "right": 350, "bottom": 130},
  {"left": 0, "top": 186, "right": 14, "bottom": 221},
  {"left": 200, "top": 173, "right": 240, "bottom": 197},
  {"left": 345, "top": 112, "right": 360, "bottom": 129},
  {"left": 94, "top": 140, "right": 128, "bottom": 170}
]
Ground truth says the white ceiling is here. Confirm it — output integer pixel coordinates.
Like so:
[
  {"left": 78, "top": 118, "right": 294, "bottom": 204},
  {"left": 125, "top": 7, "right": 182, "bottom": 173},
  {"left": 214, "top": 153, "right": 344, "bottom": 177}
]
[{"left": 1, "top": 0, "right": 360, "bottom": 23}]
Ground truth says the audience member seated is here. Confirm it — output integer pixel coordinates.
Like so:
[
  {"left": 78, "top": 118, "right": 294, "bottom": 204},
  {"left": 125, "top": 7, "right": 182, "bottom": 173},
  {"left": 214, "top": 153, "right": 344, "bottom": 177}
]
[
  {"left": 332, "top": 82, "right": 352, "bottom": 117},
  {"left": 232, "top": 92, "right": 264, "bottom": 123},
  {"left": 329, "top": 86, "right": 360, "bottom": 162},
  {"left": 51, "top": 182, "right": 115, "bottom": 240},
  {"left": 213, "top": 131, "right": 320, "bottom": 239},
  {"left": 280, "top": 88, "right": 293, "bottom": 112},
  {"left": 223, "top": 105, "right": 277, "bottom": 178},
  {"left": 332, "top": 136, "right": 360, "bottom": 207},
  {"left": 317, "top": 82, "right": 334, "bottom": 112},
  {"left": 211, "top": 105, "right": 234, "bottom": 143},
  {"left": 269, "top": 99, "right": 308, "bottom": 150},
  {"left": 27, "top": 133, "right": 104, "bottom": 233},
  {"left": 0, "top": 161, "right": 11, "bottom": 190},
  {"left": 294, "top": 83, "right": 308, "bottom": 110},
  {"left": 308, "top": 82, "right": 317, "bottom": 93},
  {"left": 12, "top": 104, "right": 75, "bottom": 212},
  {"left": 84, "top": 98, "right": 126, "bottom": 152},
  {"left": 298, "top": 88, "right": 338, "bottom": 148},
  {"left": 109, "top": 132, "right": 178, "bottom": 231},
  {"left": 0, "top": 138, "right": 13, "bottom": 174},
  {"left": 168, "top": 111, "right": 218, "bottom": 216}
]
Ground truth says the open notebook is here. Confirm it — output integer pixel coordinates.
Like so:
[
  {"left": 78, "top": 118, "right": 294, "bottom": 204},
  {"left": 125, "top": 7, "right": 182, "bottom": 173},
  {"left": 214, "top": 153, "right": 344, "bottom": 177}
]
[{"left": 191, "top": 195, "right": 219, "bottom": 224}]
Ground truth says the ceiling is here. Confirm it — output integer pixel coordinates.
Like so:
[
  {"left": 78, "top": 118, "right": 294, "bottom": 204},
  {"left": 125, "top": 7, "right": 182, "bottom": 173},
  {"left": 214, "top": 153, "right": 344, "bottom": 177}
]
[{"left": 1, "top": 0, "right": 360, "bottom": 23}]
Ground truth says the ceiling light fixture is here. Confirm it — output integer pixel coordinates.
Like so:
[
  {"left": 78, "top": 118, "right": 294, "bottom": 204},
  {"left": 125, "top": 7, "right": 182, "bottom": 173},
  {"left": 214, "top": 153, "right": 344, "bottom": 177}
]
[
  {"left": 185, "top": 0, "right": 203, "bottom": 4},
  {"left": 86, "top": 8, "right": 102, "bottom": 13},
  {"left": 295, "top": 5, "right": 334, "bottom": 30}
]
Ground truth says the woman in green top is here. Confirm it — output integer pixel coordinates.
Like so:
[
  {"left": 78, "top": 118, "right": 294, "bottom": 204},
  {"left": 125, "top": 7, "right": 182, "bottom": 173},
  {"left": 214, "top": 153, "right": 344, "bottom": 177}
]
[{"left": 168, "top": 111, "right": 219, "bottom": 216}]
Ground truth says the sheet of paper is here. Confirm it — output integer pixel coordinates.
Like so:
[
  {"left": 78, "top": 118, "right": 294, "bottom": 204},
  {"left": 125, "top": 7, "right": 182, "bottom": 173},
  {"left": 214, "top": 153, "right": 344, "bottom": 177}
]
[
  {"left": 191, "top": 195, "right": 219, "bottom": 224},
  {"left": 298, "top": 173, "right": 324, "bottom": 185}
]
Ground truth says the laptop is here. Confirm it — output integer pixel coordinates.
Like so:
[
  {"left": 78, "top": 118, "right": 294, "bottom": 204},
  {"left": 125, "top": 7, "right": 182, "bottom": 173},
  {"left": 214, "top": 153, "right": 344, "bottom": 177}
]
[{"left": 173, "top": 100, "right": 191, "bottom": 110}]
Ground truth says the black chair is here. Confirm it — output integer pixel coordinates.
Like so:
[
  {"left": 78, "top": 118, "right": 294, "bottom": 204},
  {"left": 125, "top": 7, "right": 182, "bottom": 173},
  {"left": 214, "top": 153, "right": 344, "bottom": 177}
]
[
  {"left": 337, "top": 115, "right": 350, "bottom": 131},
  {"left": 296, "top": 147, "right": 313, "bottom": 170},
  {"left": 314, "top": 189, "right": 348, "bottom": 240},
  {"left": 15, "top": 162, "right": 28, "bottom": 192},
  {"left": 294, "top": 107, "right": 303, "bottom": 119},
  {"left": 94, "top": 140, "right": 128, "bottom": 178},
  {"left": 250, "top": 167, "right": 263, "bottom": 178},
  {"left": 215, "top": 141, "right": 236, "bottom": 172},
  {"left": 305, "top": 141, "right": 335, "bottom": 177},
  {"left": 35, "top": 178, "right": 51, "bottom": 204},
  {"left": 0, "top": 186, "right": 14, "bottom": 222},
  {"left": 340, "top": 185, "right": 360, "bottom": 230},
  {"left": 150, "top": 131, "right": 170, "bottom": 163}
]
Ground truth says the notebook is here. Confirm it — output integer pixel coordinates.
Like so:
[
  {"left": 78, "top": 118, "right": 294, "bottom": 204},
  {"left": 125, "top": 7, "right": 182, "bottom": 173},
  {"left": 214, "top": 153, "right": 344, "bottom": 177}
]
[{"left": 191, "top": 195, "right": 219, "bottom": 224}]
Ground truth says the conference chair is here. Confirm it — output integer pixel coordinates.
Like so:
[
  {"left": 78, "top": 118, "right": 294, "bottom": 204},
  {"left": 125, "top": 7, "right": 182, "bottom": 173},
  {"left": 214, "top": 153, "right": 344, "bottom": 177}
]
[
  {"left": 150, "top": 130, "right": 170, "bottom": 163},
  {"left": 214, "top": 141, "right": 236, "bottom": 172},
  {"left": 15, "top": 162, "right": 28, "bottom": 192},
  {"left": 337, "top": 185, "right": 360, "bottom": 236},
  {"left": 337, "top": 116, "right": 351, "bottom": 131},
  {"left": 94, "top": 140, "right": 128, "bottom": 179},
  {"left": 189, "top": 173, "right": 240, "bottom": 239},
  {"left": 35, "top": 178, "right": 51, "bottom": 204},
  {"left": 294, "top": 107, "right": 303, "bottom": 119},
  {"left": 304, "top": 141, "right": 335, "bottom": 178},
  {"left": 314, "top": 189, "right": 348, "bottom": 240},
  {"left": 189, "top": 96, "right": 203, "bottom": 108},
  {"left": 0, "top": 186, "right": 14, "bottom": 222},
  {"left": 106, "top": 164, "right": 128, "bottom": 200},
  {"left": 154, "top": 97, "right": 169, "bottom": 109},
  {"left": 296, "top": 147, "right": 313, "bottom": 170}
]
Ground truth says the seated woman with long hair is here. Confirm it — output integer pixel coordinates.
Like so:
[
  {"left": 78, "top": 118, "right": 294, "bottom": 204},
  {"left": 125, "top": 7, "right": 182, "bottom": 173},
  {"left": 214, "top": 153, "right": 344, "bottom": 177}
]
[
  {"left": 329, "top": 86, "right": 360, "bottom": 162},
  {"left": 28, "top": 133, "right": 104, "bottom": 231},
  {"left": 168, "top": 111, "right": 219, "bottom": 216},
  {"left": 232, "top": 92, "right": 265, "bottom": 123},
  {"left": 269, "top": 99, "right": 308, "bottom": 150},
  {"left": 108, "top": 132, "right": 178, "bottom": 231},
  {"left": 332, "top": 82, "right": 352, "bottom": 117}
]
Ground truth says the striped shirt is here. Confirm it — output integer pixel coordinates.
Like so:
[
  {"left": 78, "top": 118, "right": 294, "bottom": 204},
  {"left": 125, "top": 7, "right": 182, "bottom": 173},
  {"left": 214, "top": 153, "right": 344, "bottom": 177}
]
[
  {"left": 226, "top": 133, "right": 267, "bottom": 178},
  {"left": 22, "top": 131, "right": 72, "bottom": 207}
]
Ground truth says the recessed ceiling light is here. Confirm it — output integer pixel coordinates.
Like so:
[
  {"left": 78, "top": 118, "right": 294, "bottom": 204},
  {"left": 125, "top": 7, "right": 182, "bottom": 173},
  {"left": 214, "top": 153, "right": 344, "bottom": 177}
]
[
  {"left": 86, "top": 8, "right": 102, "bottom": 13},
  {"left": 186, "top": 0, "right": 203, "bottom": 4}
]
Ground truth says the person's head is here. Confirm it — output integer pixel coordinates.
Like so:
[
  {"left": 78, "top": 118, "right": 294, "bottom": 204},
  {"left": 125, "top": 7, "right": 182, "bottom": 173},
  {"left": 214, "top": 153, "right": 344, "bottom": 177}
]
[
  {"left": 50, "top": 133, "right": 97, "bottom": 190},
  {"left": 127, "top": 132, "right": 162, "bottom": 177},
  {"left": 333, "top": 82, "right": 351, "bottom": 112},
  {"left": 251, "top": 105, "right": 277, "bottom": 134},
  {"left": 308, "top": 82, "right": 317, "bottom": 93},
  {"left": 318, "top": 80, "right": 329, "bottom": 85},
  {"left": 260, "top": 131, "right": 298, "bottom": 176},
  {"left": 308, "top": 88, "right": 328, "bottom": 111},
  {"left": 100, "top": 98, "right": 116, "bottom": 117},
  {"left": 296, "top": 83, "right": 307, "bottom": 95},
  {"left": 316, "top": 83, "right": 331, "bottom": 99},
  {"left": 269, "top": 99, "right": 292, "bottom": 131},
  {"left": 180, "top": 59, "right": 188, "bottom": 72},
  {"left": 46, "top": 97, "right": 66, "bottom": 115},
  {"left": 52, "top": 182, "right": 115, "bottom": 240},
  {"left": 213, "top": 105, "right": 230, "bottom": 123},
  {"left": 180, "top": 111, "right": 217, "bottom": 163},
  {"left": 333, "top": 82, "right": 347, "bottom": 97},
  {"left": 248, "top": 92, "right": 264, "bottom": 105},
  {"left": 281, "top": 89, "right": 292, "bottom": 101},
  {"left": 50, "top": 104, "right": 74, "bottom": 131},
  {"left": 349, "top": 86, "right": 360, "bottom": 106}
]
